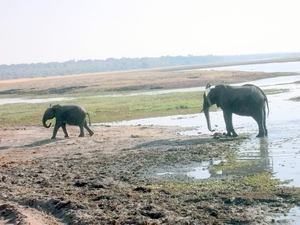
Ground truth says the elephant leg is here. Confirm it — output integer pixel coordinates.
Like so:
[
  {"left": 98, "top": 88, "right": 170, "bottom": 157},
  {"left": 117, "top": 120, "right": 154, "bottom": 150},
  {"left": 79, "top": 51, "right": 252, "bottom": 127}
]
[
  {"left": 61, "top": 123, "right": 69, "bottom": 138},
  {"left": 52, "top": 123, "right": 61, "bottom": 139},
  {"left": 78, "top": 124, "right": 85, "bottom": 137},
  {"left": 253, "top": 108, "right": 267, "bottom": 137},
  {"left": 84, "top": 121, "right": 94, "bottom": 137},
  {"left": 223, "top": 111, "right": 238, "bottom": 137},
  {"left": 264, "top": 119, "right": 268, "bottom": 136}
]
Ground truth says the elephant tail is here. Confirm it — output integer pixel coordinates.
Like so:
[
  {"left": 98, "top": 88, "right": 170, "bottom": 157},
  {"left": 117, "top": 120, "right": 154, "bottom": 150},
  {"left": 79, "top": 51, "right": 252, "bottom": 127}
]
[
  {"left": 87, "top": 112, "right": 92, "bottom": 126},
  {"left": 251, "top": 84, "right": 269, "bottom": 117},
  {"left": 260, "top": 88, "right": 269, "bottom": 117},
  {"left": 265, "top": 98, "right": 270, "bottom": 117}
]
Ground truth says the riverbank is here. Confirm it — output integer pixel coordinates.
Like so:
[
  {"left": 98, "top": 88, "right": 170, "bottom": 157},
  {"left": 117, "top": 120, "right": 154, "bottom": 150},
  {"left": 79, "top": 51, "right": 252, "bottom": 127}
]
[{"left": 0, "top": 60, "right": 298, "bottom": 97}]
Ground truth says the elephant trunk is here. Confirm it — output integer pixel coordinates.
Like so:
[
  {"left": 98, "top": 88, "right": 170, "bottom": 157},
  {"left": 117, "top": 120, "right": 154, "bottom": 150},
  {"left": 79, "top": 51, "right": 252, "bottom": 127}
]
[
  {"left": 42, "top": 115, "right": 51, "bottom": 128},
  {"left": 203, "top": 107, "right": 215, "bottom": 132}
]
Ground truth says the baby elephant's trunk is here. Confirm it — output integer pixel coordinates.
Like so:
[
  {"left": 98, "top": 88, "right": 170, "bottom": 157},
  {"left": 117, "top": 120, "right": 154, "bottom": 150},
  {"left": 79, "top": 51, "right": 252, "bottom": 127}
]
[{"left": 42, "top": 116, "right": 51, "bottom": 128}]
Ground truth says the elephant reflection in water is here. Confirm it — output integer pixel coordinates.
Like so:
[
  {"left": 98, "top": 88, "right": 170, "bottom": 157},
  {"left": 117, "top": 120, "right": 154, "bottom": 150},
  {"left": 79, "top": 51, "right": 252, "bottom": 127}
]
[{"left": 209, "top": 138, "right": 272, "bottom": 177}]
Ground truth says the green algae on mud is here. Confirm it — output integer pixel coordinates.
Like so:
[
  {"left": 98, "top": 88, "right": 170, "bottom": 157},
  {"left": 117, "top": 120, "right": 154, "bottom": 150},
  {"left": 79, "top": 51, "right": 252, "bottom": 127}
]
[
  {"left": 144, "top": 172, "right": 300, "bottom": 224},
  {"left": 149, "top": 172, "right": 287, "bottom": 196}
]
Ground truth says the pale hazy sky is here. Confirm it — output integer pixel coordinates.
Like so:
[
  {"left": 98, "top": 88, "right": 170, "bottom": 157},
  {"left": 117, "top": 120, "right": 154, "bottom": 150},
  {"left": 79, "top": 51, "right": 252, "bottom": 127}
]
[{"left": 1, "top": 0, "right": 300, "bottom": 65}]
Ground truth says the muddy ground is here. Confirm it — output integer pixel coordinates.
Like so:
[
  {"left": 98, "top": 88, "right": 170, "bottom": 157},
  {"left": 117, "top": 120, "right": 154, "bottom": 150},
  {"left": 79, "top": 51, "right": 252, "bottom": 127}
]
[{"left": 1, "top": 68, "right": 300, "bottom": 224}]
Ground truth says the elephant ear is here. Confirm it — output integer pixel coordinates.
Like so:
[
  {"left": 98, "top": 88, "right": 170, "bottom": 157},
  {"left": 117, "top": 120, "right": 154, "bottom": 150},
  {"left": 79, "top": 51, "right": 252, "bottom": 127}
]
[
  {"left": 52, "top": 104, "right": 61, "bottom": 109},
  {"left": 214, "top": 84, "right": 226, "bottom": 107},
  {"left": 51, "top": 104, "right": 62, "bottom": 115},
  {"left": 205, "top": 88, "right": 210, "bottom": 97}
]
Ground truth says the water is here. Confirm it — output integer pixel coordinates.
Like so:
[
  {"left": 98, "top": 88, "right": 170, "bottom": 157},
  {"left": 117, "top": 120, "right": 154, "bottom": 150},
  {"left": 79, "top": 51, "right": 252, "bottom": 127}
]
[
  {"left": 275, "top": 207, "right": 300, "bottom": 224},
  {"left": 199, "top": 61, "right": 300, "bottom": 73},
  {"left": 186, "top": 159, "right": 223, "bottom": 179},
  {"left": 0, "top": 97, "right": 74, "bottom": 105}
]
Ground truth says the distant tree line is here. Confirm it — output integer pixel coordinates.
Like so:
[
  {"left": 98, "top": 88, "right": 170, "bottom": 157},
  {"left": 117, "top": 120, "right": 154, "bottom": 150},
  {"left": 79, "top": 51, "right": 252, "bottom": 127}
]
[{"left": 0, "top": 53, "right": 299, "bottom": 80}]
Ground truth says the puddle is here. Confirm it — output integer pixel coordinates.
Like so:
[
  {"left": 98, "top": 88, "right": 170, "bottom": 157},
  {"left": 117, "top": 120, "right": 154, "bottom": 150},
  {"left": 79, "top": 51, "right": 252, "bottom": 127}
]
[
  {"left": 156, "top": 159, "right": 223, "bottom": 179},
  {"left": 273, "top": 207, "right": 300, "bottom": 224},
  {"left": 186, "top": 159, "right": 223, "bottom": 179},
  {"left": 275, "top": 207, "right": 300, "bottom": 225}
]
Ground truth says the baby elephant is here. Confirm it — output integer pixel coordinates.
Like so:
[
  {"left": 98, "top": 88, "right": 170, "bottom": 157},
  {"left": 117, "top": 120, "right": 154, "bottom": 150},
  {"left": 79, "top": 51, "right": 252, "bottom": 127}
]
[{"left": 42, "top": 104, "right": 94, "bottom": 139}]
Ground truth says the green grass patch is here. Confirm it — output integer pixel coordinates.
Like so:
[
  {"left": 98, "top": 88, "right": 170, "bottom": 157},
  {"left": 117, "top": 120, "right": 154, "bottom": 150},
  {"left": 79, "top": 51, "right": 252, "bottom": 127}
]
[
  {"left": 0, "top": 91, "right": 208, "bottom": 126},
  {"left": 243, "top": 172, "right": 284, "bottom": 191},
  {"left": 77, "top": 92, "right": 203, "bottom": 122},
  {"left": 0, "top": 103, "right": 48, "bottom": 126}
]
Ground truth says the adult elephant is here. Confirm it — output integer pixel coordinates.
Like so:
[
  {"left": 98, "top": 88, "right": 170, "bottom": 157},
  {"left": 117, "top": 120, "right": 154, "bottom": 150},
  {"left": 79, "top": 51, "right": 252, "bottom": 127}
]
[
  {"left": 202, "top": 83, "right": 269, "bottom": 137},
  {"left": 42, "top": 104, "right": 94, "bottom": 139}
]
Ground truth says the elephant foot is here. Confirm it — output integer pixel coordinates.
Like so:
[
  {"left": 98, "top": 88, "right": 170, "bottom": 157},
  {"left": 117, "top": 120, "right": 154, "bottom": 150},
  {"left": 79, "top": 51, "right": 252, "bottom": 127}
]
[
  {"left": 79, "top": 134, "right": 84, "bottom": 137},
  {"left": 225, "top": 132, "right": 238, "bottom": 137},
  {"left": 51, "top": 136, "right": 56, "bottom": 139},
  {"left": 231, "top": 131, "right": 238, "bottom": 137},
  {"left": 89, "top": 132, "right": 94, "bottom": 137}
]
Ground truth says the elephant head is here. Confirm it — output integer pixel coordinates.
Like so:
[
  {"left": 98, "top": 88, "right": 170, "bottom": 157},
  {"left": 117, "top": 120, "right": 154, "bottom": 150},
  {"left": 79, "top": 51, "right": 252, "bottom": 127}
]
[{"left": 42, "top": 104, "right": 60, "bottom": 128}]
